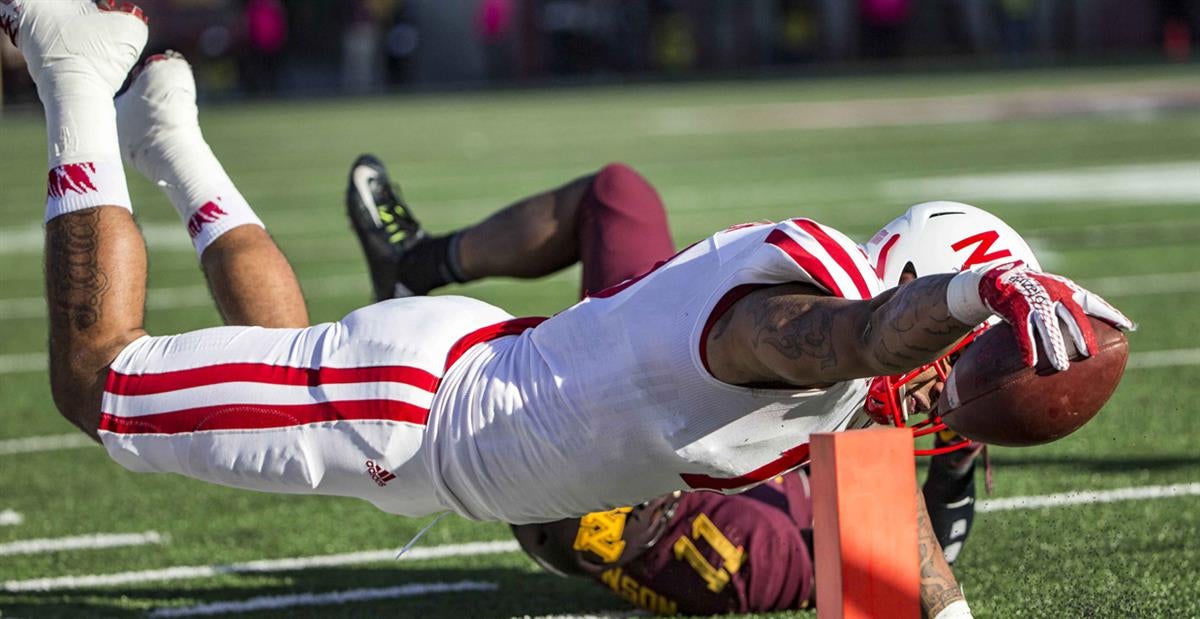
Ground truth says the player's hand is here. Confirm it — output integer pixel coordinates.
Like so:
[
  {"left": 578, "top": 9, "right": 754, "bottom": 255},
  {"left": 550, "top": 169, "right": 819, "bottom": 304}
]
[{"left": 949, "top": 261, "right": 1134, "bottom": 371}]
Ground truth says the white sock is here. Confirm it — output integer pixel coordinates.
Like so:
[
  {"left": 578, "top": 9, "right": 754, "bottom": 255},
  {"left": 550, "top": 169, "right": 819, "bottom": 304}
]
[
  {"left": 41, "top": 83, "right": 132, "bottom": 221},
  {"left": 135, "top": 129, "right": 264, "bottom": 257}
]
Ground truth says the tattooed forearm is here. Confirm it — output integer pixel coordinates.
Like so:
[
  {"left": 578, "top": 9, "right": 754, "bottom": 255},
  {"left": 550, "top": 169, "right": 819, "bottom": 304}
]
[
  {"left": 748, "top": 293, "right": 839, "bottom": 370},
  {"left": 867, "top": 274, "right": 970, "bottom": 373},
  {"left": 45, "top": 209, "right": 110, "bottom": 332},
  {"left": 917, "top": 486, "right": 965, "bottom": 617}
]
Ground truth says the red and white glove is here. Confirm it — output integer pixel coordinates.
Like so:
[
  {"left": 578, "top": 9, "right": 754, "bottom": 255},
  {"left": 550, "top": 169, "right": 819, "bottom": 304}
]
[{"left": 946, "top": 261, "right": 1134, "bottom": 371}]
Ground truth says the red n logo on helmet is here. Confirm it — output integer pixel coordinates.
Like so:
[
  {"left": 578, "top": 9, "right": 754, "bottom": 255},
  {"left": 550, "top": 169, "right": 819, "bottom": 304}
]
[{"left": 952, "top": 230, "right": 1012, "bottom": 270}]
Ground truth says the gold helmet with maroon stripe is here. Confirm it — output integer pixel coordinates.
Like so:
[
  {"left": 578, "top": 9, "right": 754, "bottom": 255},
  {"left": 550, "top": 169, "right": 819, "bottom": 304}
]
[
  {"left": 511, "top": 494, "right": 680, "bottom": 578},
  {"left": 860, "top": 202, "right": 1040, "bottom": 454}
]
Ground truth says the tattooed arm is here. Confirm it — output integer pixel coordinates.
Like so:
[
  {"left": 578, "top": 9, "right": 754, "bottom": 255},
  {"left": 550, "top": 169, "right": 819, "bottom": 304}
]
[
  {"left": 916, "top": 484, "right": 968, "bottom": 617},
  {"left": 704, "top": 274, "right": 969, "bottom": 387}
]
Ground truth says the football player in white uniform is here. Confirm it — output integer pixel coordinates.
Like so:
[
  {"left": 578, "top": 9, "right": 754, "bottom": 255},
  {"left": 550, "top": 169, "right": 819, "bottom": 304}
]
[{"left": 7, "top": 3, "right": 1131, "bottom": 617}]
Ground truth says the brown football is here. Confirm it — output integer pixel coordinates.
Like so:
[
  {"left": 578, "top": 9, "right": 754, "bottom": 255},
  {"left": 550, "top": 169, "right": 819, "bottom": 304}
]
[{"left": 937, "top": 317, "right": 1128, "bottom": 446}]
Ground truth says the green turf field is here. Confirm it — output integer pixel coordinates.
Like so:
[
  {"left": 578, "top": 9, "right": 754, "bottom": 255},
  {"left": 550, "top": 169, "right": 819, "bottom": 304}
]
[{"left": 1, "top": 65, "right": 1198, "bottom": 618}]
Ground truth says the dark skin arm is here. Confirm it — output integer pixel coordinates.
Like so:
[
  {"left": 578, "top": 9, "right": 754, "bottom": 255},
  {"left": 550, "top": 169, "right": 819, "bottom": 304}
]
[
  {"left": 917, "top": 485, "right": 967, "bottom": 617},
  {"left": 705, "top": 273, "right": 966, "bottom": 387}
]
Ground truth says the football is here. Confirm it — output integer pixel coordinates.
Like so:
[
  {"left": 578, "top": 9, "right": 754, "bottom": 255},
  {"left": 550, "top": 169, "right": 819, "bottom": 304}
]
[{"left": 937, "top": 317, "right": 1129, "bottom": 446}]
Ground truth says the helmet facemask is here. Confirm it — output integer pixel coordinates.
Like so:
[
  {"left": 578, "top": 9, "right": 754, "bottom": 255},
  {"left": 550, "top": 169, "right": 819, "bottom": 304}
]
[{"left": 865, "top": 326, "right": 985, "bottom": 456}]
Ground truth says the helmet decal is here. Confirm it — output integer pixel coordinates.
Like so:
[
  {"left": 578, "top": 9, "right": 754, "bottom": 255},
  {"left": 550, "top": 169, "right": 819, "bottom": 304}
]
[
  {"left": 871, "top": 233, "right": 901, "bottom": 280},
  {"left": 951, "top": 230, "right": 1014, "bottom": 270}
]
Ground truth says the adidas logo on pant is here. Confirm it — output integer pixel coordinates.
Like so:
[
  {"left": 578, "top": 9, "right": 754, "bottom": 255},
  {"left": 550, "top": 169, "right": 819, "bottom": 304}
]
[{"left": 365, "top": 460, "right": 396, "bottom": 487}]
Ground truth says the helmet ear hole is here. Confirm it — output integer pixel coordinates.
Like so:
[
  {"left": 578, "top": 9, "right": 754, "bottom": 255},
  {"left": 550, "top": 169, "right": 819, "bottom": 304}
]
[{"left": 899, "top": 262, "right": 917, "bottom": 285}]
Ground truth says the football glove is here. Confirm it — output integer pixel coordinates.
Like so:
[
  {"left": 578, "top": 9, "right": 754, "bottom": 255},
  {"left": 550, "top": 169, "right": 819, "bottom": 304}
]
[{"left": 947, "top": 261, "right": 1134, "bottom": 371}]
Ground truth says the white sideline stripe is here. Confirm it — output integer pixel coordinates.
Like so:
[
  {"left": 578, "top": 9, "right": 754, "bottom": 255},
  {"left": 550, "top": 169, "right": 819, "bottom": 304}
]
[
  {"left": 0, "top": 222, "right": 193, "bottom": 256},
  {"left": 0, "top": 531, "right": 164, "bottom": 557},
  {"left": 146, "top": 581, "right": 499, "bottom": 618},
  {"left": 0, "top": 509, "right": 24, "bottom": 526},
  {"left": 0, "top": 352, "right": 44, "bottom": 374},
  {"left": 2, "top": 539, "right": 520, "bottom": 592},
  {"left": 0, "top": 274, "right": 364, "bottom": 321},
  {"left": 1081, "top": 271, "right": 1200, "bottom": 297},
  {"left": 883, "top": 161, "right": 1200, "bottom": 205},
  {"left": 978, "top": 482, "right": 1200, "bottom": 513},
  {"left": 0, "top": 433, "right": 96, "bottom": 455},
  {"left": 4, "top": 483, "right": 1198, "bottom": 591},
  {"left": 1129, "top": 348, "right": 1200, "bottom": 370}
]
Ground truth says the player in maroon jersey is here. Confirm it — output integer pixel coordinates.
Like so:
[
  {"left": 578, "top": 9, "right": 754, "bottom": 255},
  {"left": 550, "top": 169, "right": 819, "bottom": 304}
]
[{"left": 347, "top": 157, "right": 983, "bottom": 616}]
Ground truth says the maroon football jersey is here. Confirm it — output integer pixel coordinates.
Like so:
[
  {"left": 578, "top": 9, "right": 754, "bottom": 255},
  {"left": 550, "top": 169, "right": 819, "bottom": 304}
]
[{"left": 590, "top": 472, "right": 815, "bottom": 615}]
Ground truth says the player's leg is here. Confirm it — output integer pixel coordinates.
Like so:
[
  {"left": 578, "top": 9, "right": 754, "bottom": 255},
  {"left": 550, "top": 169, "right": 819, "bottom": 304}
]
[
  {"left": 117, "top": 52, "right": 307, "bottom": 328},
  {"left": 347, "top": 159, "right": 674, "bottom": 300},
  {"left": 4, "top": 0, "right": 151, "bottom": 439}
]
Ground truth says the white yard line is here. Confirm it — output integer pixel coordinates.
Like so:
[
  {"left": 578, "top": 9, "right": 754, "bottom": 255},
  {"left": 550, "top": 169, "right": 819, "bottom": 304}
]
[
  {"left": 883, "top": 161, "right": 1200, "bottom": 205},
  {"left": 6, "top": 481, "right": 1200, "bottom": 592},
  {"left": 1081, "top": 271, "right": 1200, "bottom": 297},
  {"left": 3, "top": 540, "right": 520, "bottom": 592},
  {"left": 978, "top": 482, "right": 1200, "bottom": 513},
  {"left": 0, "top": 274, "right": 364, "bottom": 322},
  {"left": 146, "top": 581, "right": 499, "bottom": 617},
  {"left": 1129, "top": 348, "right": 1200, "bottom": 370},
  {"left": 653, "top": 81, "right": 1200, "bottom": 135},
  {"left": 0, "top": 510, "right": 24, "bottom": 526},
  {"left": 0, "top": 531, "right": 164, "bottom": 557},
  {"left": 0, "top": 352, "right": 44, "bottom": 374},
  {"left": 0, "top": 434, "right": 95, "bottom": 456}
]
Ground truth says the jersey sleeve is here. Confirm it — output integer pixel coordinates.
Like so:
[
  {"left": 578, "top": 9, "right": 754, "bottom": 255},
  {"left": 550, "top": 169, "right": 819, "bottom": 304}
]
[{"left": 737, "top": 218, "right": 884, "bottom": 301}]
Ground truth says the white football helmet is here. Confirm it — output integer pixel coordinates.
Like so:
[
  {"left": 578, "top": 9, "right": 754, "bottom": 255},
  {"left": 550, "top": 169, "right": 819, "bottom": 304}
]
[
  {"left": 862, "top": 201, "right": 1040, "bottom": 288},
  {"left": 861, "top": 201, "right": 1040, "bottom": 455}
]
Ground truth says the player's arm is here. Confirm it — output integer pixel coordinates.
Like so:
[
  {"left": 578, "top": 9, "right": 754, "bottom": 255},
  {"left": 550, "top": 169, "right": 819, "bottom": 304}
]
[
  {"left": 706, "top": 274, "right": 967, "bottom": 386},
  {"left": 916, "top": 485, "right": 973, "bottom": 619},
  {"left": 706, "top": 263, "right": 1133, "bottom": 387}
]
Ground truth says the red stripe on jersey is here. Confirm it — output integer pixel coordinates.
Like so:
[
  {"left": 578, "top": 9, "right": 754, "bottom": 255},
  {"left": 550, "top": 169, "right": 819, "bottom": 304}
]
[
  {"left": 698, "top": 284, "right": 769, "bottom": 376},
  {"left": 765, "top": 229, "right": 843, "bottom": 297},
  {"left": 790, "top": 219, "right": 873, "bottom": 300},
  {"left": 106, "top": 363, "right": 440, "bottom": 397},
  {"left": 98, "top": 399, "right": 430, "bottom": 435},
  {"left": 444, "top": 316, "right": 548, "bottom": 372},
  {"left": 680, "top": 443, "right": 811, "bottom": 491}
]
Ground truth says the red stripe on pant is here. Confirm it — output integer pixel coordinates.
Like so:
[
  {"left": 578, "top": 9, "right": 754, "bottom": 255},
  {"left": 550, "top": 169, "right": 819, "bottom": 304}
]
[
  {"left": 98, "top": 399, "right": 430, "bottom": 435},
  {"left": 106, "top": 363, "right": 440, "bottom": 396}
]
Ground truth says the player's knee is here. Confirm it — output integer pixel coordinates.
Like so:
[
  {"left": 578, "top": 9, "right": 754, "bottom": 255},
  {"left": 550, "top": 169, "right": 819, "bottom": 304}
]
[
  {"left": 48, "top": 337, "right": 138, "bottom": 440},
  {"left": 49, "top": 363, "right": 104, "bottom": 439},
  {"left": 590, "top": 162, "right": 664, "bottom": 217}
]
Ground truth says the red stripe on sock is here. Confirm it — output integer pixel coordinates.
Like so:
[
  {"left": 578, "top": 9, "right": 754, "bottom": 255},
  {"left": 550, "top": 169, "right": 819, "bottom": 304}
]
[
  {"left": 98, "top": 399, "right": 430, "bottom": 435},
  {"left": 106, "top": 363, "right": 440, "bottom": 396}
]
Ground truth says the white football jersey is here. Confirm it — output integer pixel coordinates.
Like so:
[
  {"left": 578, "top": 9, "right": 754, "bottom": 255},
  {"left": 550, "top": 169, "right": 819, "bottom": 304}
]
[{"left": 427, "top": 219, "right": 885, "bottom": 523}]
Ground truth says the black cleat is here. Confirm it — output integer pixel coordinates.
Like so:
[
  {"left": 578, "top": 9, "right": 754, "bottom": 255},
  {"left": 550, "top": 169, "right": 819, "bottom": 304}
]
[{"left": 346, "top": 154, "right": 426, "bottom": 301}]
